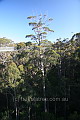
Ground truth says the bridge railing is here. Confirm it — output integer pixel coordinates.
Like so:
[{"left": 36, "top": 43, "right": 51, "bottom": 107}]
[{"left": 0, "top": 47, "right": 15, "bottom": 52}]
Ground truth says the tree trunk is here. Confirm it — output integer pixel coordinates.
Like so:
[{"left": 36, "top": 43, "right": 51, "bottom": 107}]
[
  {"left": 14, "top": 87, "right": 18, "bottom": 120},
  {"left": 29, "top": 106, "right": 31, "bottom": 120},
  {"left": 41, "top": 61, "right": 47, "bottom": 112},
  {"left": 6, "top": 91, "right": 9, "bottom": 119}
]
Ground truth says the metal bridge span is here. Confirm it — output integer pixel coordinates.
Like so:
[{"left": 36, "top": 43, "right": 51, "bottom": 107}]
[{"left": 0, "top": 47, "right": 15, "bottom": 52}]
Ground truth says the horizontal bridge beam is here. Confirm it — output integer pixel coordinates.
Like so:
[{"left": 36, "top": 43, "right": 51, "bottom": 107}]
[{"left": 0, "top": 47, "right": 16, "bottom": 52}]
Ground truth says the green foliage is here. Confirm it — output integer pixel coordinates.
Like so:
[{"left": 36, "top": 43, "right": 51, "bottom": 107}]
[
  {"left": 25, "top": 41, "right": 32, "bottom": 46},
  {"left": 17, "top": 42, "right": 26, "bottom": 49},
  {"left": 26, "top": 14, "right": 54, "bottom": 45},
  {"left": 37, "top": 112, "right": 55, "bottom": 120},
  {"left": 69, "top": 111, "right": 80, "bottom": 120},
  {"left": 6, "top": 62, "right": 21, "bottom": 87},
  {"left": 0, "top": 111, "right": 9, "bottom": 120},
  {"left": 74, "top": 48, "right": 80, "bottom": 60},
  {"left": 18, "top": 64, "right": 24, "bottom": 73},
  {"left": 27, "top": 16, "right": 36, "bottom": 19},
  {"left": 0, "top": 37, "right": 14, "bottom": 47},
  {"left": 0, "top": 25, "right": 80, "bottom": 119}
]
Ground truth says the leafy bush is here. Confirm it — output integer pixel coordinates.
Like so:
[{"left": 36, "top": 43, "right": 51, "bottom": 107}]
[
  {"left": 69, "top": 111, "right": 80, "bottom": 120},
  {"left": 36, "top": 112, "right": 55, "bottom": 120}
]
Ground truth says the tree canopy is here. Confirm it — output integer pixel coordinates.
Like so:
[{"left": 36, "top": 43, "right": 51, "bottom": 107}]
[{"left": 0, "top": 14, "right": 80, "bottom": 119}]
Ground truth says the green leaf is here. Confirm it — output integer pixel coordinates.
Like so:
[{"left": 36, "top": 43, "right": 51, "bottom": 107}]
[
  {"left": 27, "top": 16, "right": 36, "bottom": 19},
  {"left": 29, "top": 22, "right": 37, "bottom": 26},
  {"left": 25, "top": 34, "right": 34, "bottom": 38}
]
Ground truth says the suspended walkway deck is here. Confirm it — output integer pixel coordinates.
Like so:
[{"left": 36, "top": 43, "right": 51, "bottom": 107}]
[{"left": 0, "top": 47, "right": 16, "bottom": 52}]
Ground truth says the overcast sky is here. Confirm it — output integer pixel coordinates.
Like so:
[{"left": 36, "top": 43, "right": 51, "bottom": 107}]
[{"left": 0, "top": 0, "right": 80, "bottom": 43}]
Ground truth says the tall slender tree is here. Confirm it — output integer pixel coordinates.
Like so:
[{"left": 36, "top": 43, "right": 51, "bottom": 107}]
[{"left": 26, "top": 14, "right": 54, "bottom": 112}]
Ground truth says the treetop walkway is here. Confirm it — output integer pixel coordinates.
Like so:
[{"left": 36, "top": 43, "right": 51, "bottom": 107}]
[{"left": 0, "top": 47, "right": 15, "bottom": 52}]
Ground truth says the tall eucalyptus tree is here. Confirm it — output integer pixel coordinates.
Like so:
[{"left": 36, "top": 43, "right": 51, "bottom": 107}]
[{"left": 26, "top": 14, "right": 54, "bottom": 113}]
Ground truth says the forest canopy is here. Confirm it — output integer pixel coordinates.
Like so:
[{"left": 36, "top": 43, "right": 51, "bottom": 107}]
[{"left": 0, "top": 14, "right": 80, "bottom": 120}]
